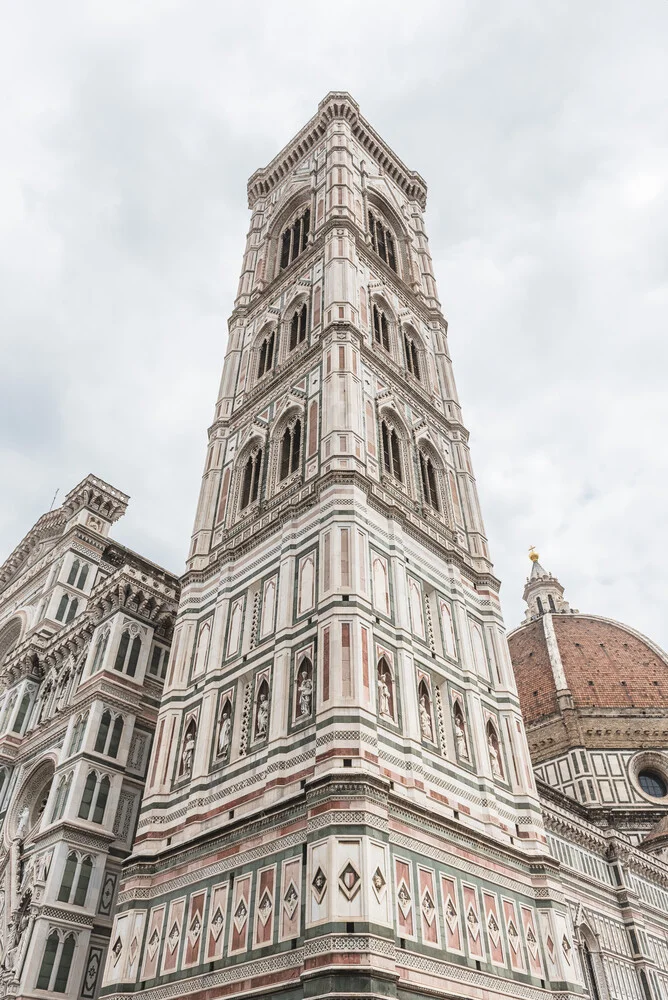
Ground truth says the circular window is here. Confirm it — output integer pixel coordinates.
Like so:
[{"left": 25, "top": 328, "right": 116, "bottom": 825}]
[{"left": 638, "top": 769, "right": 668, "bottom": 798}]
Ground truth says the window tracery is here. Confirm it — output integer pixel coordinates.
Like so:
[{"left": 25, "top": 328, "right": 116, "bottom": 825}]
[
  {"left": 368, "top": 210, "right": 397, "bottom": 272},
  {"left": 280, "top": 207, "right": 310, "bottom": 271},
  {"left": 403, "top": 330, "right": 421, "bottom": 380},
  {"left": 37, "top": 929, "right": 77, "bottom": 993},
  {"left": 289, "top": 302, "right": 308, "bottom": 351},
  {"left": 380, "top": 419, "right": 402, "bottom": 482},
  {"left": 279, "top": 419, "right": 302, "bottom": 482},
  {"left": 419, "top": 451, "right": 439, "bottom": 512},
  {"left": 78, "top": 771, "right": 110, "bottom": 824},
  {"left": 372, "top": 304, "right": 390, "bottom": 352},
  {"left": 240, "top": 447, "right": 264, "bottom": 510},
  {"left": 256, "top": 330, "right": 275, "bottom": 379}
]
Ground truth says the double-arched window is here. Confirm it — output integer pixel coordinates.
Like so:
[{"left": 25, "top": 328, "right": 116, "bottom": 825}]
[
  {"left": 403, "top": 331, "right": 421, "bottom": 380},
  {"left": 380, "top": 420, "right": 402, "bottom": 482},
  {"left": 280, "top": 208, "right": 310, "bottom": 271},
  {"left": 289, "top": 303, "right": 308, "bottom": 351},
  {"left": 372, "top": 304, "right": 390, "bottom": 352},
  {"left": 66, "top": 559, "right": 90, "bottom": 590},
  {"left": 279, "top": 420, "right": 302, "bottom": 481},
  {"left": 419, "top": 451, "right": 439, "bottom": 511},
  {"left": 78, "top": 771, "right": 110, "bottom": 824},
  {"left": 50, "top": 772, "right": 73, "bottom": 823},
  {"left": 58, "top": 852, "right": 93, "bottom": 906},
  {"left": 240, "top": 448, "right": 264, "bottom": 510},
  {"left": 37, "top": 929, "right": 76, "bottom": 992},
  {"left": 69, "top": 713, "right": 88, "bottom": 755},
  {"left": 257, "top": 331, "right": 275, "bottom": 379},
  {"left": 113, "top": 630, "right": 141, "bottom": 677},
  {"left": 368, "top": 210, "right": 397, "bottom": 273},
  {"left": 94, "top": 710, "right": 124, "bottom": 758},
  {"left": 55, "top": 594, "right": 78, "bottom": 624}
]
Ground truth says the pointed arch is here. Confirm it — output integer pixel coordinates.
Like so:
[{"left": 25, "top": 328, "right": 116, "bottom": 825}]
[
  {"left": 453, "top": 698, "right": 470, "bottom": 761},
  {"left": 234, "top": 432, "right": 266, "bottom": 514},
  {"left": 377, "top": 655, "right": 395, "bottom": 721},
  {"left": 366, "top": 190, "right": 410, "bottom": 282},
  {"left": 418, "top": 677, "right": 434, "bottom": 742},
  {"left": 486, "top": 719, "right": 504, "bottom": 779}
]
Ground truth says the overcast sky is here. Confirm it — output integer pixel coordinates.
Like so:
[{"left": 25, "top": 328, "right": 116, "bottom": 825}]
[{"left": 1, "top": 1, "right": 667, "bottom": 646}]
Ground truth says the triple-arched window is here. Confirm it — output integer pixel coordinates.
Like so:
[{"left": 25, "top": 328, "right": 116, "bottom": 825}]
[
  {"left": 403, "top": 331, "right": 421, "bottom": 380},
  {"left": 94, "top": 710, "right": 124, "bottom": 758},
  {"left": 257, "top": 331, "right": 275, "bottom": 379},
  {"left": 240, "top": 448, "right": 264, "bottom": 510},
  {"left": 37, "top": 929, "right": 77, "bottom": 992},
  {"left": 368, "top": 210, "right": 397, "bottom": 272},
  {"left": 380, "top": 420, "right": 402, "bottom": 482},
  {"left": 58, "top": 852, "right": 93, "bottom": 906},
  {"left": 280, "top": 208, "right": 310, "bottom": 271},
  {"left": 289, "top": 303, "right": 308, "bottom": 351},
  {"left": 372, "top": 304, "right": 390, "bottom": 352},
  {"left": 279, "top": 420, "right": 302, "bottom": 481},
  {"left": 78, "top": 771, "right": 110, "bottom": 824},
  {"left": 419, "top": 452, "right": 439, "bottom": 511}
]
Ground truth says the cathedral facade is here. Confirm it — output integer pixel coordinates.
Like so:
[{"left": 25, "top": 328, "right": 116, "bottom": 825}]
[
  {"left": 0, "top": 477, "right": 179, "bottom": 999},
  {"left": 100, "top": 94, "right": 582, "bottom": 1000}
]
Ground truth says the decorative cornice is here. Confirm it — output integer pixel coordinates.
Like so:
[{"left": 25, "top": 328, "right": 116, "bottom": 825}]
[{"left": 247, "top": 92, "right": 427, "bottom": 210}]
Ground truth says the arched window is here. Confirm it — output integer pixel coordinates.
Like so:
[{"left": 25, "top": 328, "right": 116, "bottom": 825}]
[
  {"left": 368, "top": 210, "right": 397, "bottom": 272},
  {"left": 279, "top": 420, "right": 302, "bottom": 481},
  {"left": 403, "top": 331, "right": 421, "bottom": 379},
  {"left": 37, "top": 931, "right": 60, "bottom": 990},
  {"left": 73, "top": 856, "right": 93, "bottom": 906},
  {"left": 67, "top": 559, "right": 80, "bottom": 586},
  {"left": 65, "top": 598, "right": 78, "bottom": 624},
  {"left": 380, "top": 420, "right": 402, "bottom": 482},
  {"left": 69, "top": 713, "right": 88, "bottom": 755},
  {"left": 377, "top": 657, "right": 395, "bottom": 721},
  {"left": 280, "top": 207, "right": 310, "bottom": 271},
  {"left": 50, "top": 773, "right": 72, "bottom": 822},
  {"left": 58, "top": 852, "right": 79, "bottom": 902},
  {"left": 372, "top": 304, "right": 390, "bottom": 351},
  {"left": 12, "top": 690, "right": 32, "bottom": 733},
  {"left": 289, "top": 303, "right": 308, "bottom": 351},
  {"left": 257, "top": 331, "right": 275, "bottom": 379},
  {"left": 78, "top": 772, "right": 98, "bottom": 820},
  {"left": 0, "top": 619, "right": 22, "bottom": 667},
  {"left": 536, "top": 597, "right": 544, "bottom": 615},
  {"left": 91, "top": 629, "right": 110, "bottom": 673},
  {"left": 55, "top": 595, "right": 69, "bottom": 622},
  {"left": 548, "top": 593, "right": 556, "bottom": 613},
  {"left": 94, "top": 711, "right": 111, "bottom": 754},
  {"left": 240, "top": 449, "right": 263, "bottom": 510},
  {"left": 108, "top": 716, "right": 124, "bottom": 758},
  {"left": 92, "top": 775, "right": 110, "bottom": 824},
  {"left": 126, "top": 636, "right": 141, "bottom": 676},
  {"left": 419, "top": 452, "right": 439, "bottom": 511},
  {"left": 53, "top": 933, "right": 76, "bottom": 992},
  {"left": 77, "top": 564, "right": 89, "bottom": 590},
  {"left": 579, "top": 928, "right": 603, "bottom": 1000}
]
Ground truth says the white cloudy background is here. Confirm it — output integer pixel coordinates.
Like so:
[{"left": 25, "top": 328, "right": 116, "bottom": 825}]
[{"left": 1, "top": 2, "right": 667, "bottom": 643}]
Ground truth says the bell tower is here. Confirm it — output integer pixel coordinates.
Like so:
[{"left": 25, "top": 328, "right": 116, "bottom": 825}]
[{"left": 102, "top": 94, "right": 582, "bottom": 1000}]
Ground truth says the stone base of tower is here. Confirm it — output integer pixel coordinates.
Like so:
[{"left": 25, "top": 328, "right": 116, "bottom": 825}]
[{"left": 101, "top": 772, "right": 581, "bottom": 1000}]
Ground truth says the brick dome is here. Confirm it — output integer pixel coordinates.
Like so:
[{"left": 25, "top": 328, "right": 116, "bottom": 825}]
[{"left": 509, "top": 614, "right": 668, "bottom": 726}]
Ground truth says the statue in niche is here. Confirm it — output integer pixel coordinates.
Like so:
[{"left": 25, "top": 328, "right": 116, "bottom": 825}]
[
  {"left": 454, "top": 704, "right": 470, "bottom": 761},
  {"left": 297, "top": 667, "right": 313, "bottom": 717},
  {"left": 487, "top": 724, "right": 503, "bottom": 779},
  {"left": 15, "top": 806, "right": 30, "bottom": 841},
  {"left": 255, "top": 686, "right": 269, "bottom": 738},
  {"left": 180, "top": 721, "right": 196, "bottom": 778},
  {"left": 217, "top": 706, "right": 232, "bottom": 759},
  {"left": 419, "top": 694, "right": 433, "bottom": 741},
  {"left": 378, "top": 672, "right": 392, "bottom": 718}
]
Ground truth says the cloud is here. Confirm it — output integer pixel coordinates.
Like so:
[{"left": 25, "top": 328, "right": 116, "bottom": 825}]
[{"left": 1, "top": 0, "right": 667, "bottom": 646}]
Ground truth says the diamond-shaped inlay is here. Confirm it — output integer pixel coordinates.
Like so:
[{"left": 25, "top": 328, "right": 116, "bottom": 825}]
[
  {"left": 233, "top": 898, "right": 248, "bottom": 933},
  {"left": 167, "top": 922, "right": 180, "bottom": 954},
  {"left": 421, "top": 889, "right": 436, "bottom": 926},
  {"left": 546, "top": 934, "right": 555, "bottom": 959},
  {"left": 210, "top": 906, "right": 225, "bottom": 941},
  {"left": 487, "top": 912, "right": 500, "bottom": 945},
  {"left": 338, "top": 861, "right": 361, "bottom": 902},
  {"left": 283, "top": 882, "right": 299, "bottom": 919},
  {"left": 371, "top": 866, "right": 387, "bottom": 903},
  {"left": 112, "top": 936, "right": 123, "bottom": 964},
  {"left": 507, "top": 920, "right": 519, "bottom": 953},
  {"left": 311, "top": 866, "right": 327, "bottom": 905},
  {"left": 445, "top": 897, "right": 458, "bottom": 932},
  {"left": 562, "top": 935, "right": 572, "bottom": 963},
  {"left": 466, "top": 906, "right": 480, "bottom": 940},
  {"left": 129, "top": 936, "right": 139, "bottom": 964},
  {"left": 257, "top": 889, "right": 273, "bottom": 926},
  {"left": 188, "top": 913, "right": 202, "bottom": 946},
  {"left": 397, "top": 880, "right": 412, "bottom": 918},
  {"left": 526, "top": 925, "right": 538, "bottom": 956},
  {"left": 147, "top": 929, "right": 160, "bottom": 960}
]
